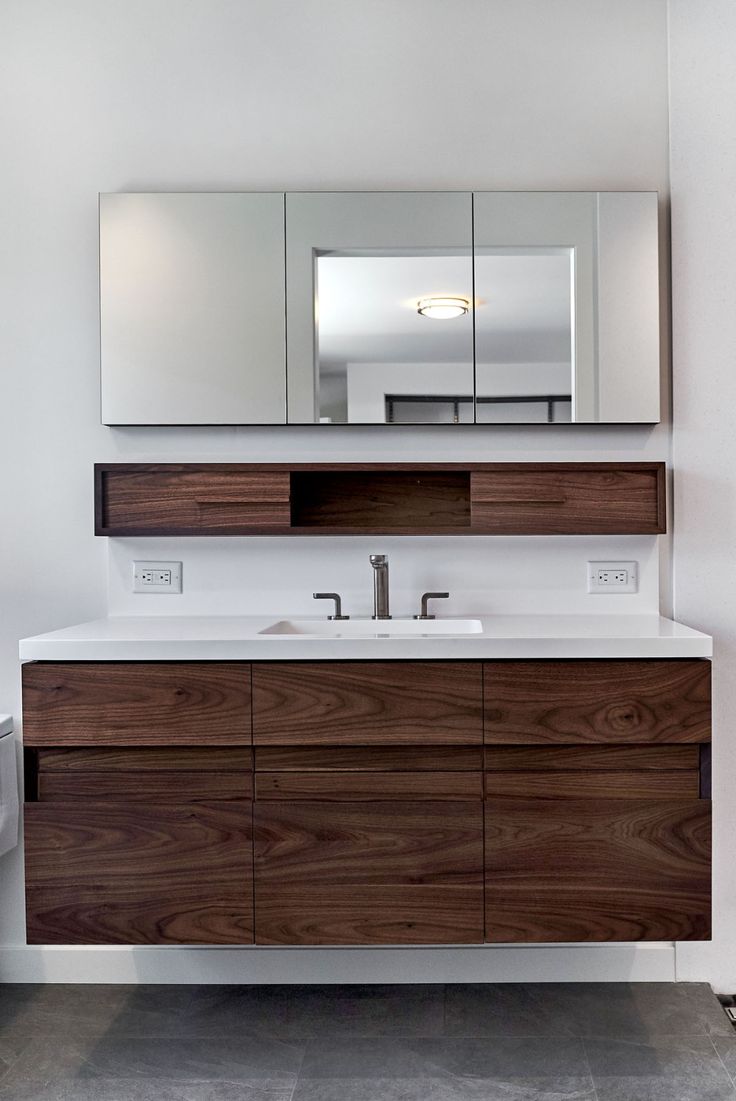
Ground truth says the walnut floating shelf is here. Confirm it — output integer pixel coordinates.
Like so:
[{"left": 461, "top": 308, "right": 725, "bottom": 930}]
[{"left": 94, "top": 462, "right": 666, "bottom": 537}]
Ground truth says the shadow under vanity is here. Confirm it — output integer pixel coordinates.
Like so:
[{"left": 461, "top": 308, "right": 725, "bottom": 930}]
[{"left": 18, "top": 461, "right": 712, "bottom": 947}]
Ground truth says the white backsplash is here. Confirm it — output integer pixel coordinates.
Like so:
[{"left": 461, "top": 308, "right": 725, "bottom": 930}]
[{"left": 108, "top": 534, "right": 661, "bottom": 618}]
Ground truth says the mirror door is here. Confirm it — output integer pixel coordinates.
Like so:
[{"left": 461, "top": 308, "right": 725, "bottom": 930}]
[
  {"left": 472, "top": 191, "right": 659, "bottom": 423},
  {"left": 285, "top": 192, "right": 474, "bottom": 424},
  {"left": 100, "top": 192, "right": 287, "bottom": 425}
]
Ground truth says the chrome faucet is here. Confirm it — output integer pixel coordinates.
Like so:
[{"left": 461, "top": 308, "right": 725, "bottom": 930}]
[{"left": 369, "top": 554, "right": 391, "bottom": 620}]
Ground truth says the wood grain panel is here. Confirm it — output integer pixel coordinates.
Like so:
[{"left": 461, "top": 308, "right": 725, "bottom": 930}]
[
  {"left": 484, "top": 660, "right": 711, "bottom": 744},
  {"left": 484, "top": 797, "right": 711, "bottom": 942},
  {"left": 36, "top": 747, "right": 253, "bottom": 771},
  {"left": 39, "top": 771, "right": 252, "bottom": 802},
  {"left": 22, "top": 662, "right": 251, "bottom": 746},
  {"left": 255, "top": 886, "right": 483, "bottom": 945},
  {"left": 96, "top": 466, "right": 290, "bottom": 534},
  {"left": 256, "top": 746, "right": 482, "bottom": 771},
  {"left": 256, "top": 771, "right": 480, "bottom": 800},
  {"left": 470, "top": 466, "right": 664, "bottom": 534},
  {"left": 25, "top": 800, "right": 253, "bottom": 945},
  {"left": 254, "top": 800, "right": 483, "bottom": 944},
  {"left": 484, "top": 745, "right": 700, "bottom": 771},
  {"left": 484, "top": 771, "right": 699, "bottom": 800},
  {"left": 252, "top": 662, "right": 482, "bottom": 746},
  {"left": 25, "top": 892, "right": 253, "bottom": 947}
]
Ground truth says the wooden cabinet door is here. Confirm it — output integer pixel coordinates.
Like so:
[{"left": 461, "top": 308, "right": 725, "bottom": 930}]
[
  {"left": 484, "top": 796, "right": 711, "bottom": 942},
  {"left": 254, "top": 798, "right": 483, "bottom": 945},
  {"left": 484, "top": 746, "right": 711, "bottom": 943},
  {"left": 25, "top": 748, "right": 253, "bottom": 945}
]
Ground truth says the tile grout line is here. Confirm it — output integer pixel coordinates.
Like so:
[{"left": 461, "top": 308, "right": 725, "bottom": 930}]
[
  {"left": 708, "top": 1032, "right": 736, "bottom": 1093},
  {"left": 581, "top": 1039, "right": 602, "bottom": 1101},
  {"left": 289, "top": 1034, "right": 310, "bottom": 1101}
]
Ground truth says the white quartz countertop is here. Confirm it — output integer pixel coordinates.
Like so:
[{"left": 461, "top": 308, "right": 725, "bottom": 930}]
[{"left": 19, "top": 614, "right": 712, "bottom": 661}]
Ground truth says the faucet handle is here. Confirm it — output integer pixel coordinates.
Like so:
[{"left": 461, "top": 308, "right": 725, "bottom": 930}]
[
  {"left": 413, "top": 592, "right": 449, "bottom": 620},
  {"left": 313, "top": 592, "right": 350, "bottom": 620}
]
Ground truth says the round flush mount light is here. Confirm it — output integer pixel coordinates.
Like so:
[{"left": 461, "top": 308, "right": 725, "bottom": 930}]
[{"left": 416, "top": 296, "right": 470, "bottom": 320}]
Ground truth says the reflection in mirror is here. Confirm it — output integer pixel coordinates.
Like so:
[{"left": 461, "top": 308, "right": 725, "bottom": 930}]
[
  {"left": 474, "top": 248, "right": 573, "bottom": 424},
  {"left": 315, "top": 251, "right": 474, "bottom": 423}
]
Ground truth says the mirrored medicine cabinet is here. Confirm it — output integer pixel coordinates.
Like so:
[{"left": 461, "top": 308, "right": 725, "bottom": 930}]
[{"left": 99, "top": 190, "right": 660, "bottom": 426}]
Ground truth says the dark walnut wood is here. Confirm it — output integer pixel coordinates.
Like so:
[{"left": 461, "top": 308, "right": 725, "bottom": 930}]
[
  {"left": 256, "top": 745, "right": 482, "bottom": 772},
  {"left": 22, "top": 662, "right": 251, "bottom": 746},
  {"left": 485, "top": 797, "right": 711, "bottom": 942},
  {"left": 470, "top": 465, "right": 665, "bottom": 534},
  {"left": 291, "top": 471, "right": 470, "bottom": 530},
  {"left": 39, "top": 770, "right": 253, "bottom": 802},
  {"left": 94, "top": 462, "right": 666, "bottom": 537},
  {"left": 484, "top": 660, "right": 711, "bottom": 744},
  {"left": 25, "top": 800, "right": 253, "bottom": 945},
  {"left": 484, "top": 745, "right": 700, "bottom": 771},
  {"left": 35, "top": 747, "right": 253, "bottom": 771},
  {"left": 484, "top": 770, "right": 699, "bottom": 799},
  {"left": 96, "top": 466, "right": 290, "bottom": 535},
  {"left": 252, "top": 662, "right": 482, "bottom": 746},
  {"left": 254, "top": 800, "right": 483, "bottom": 945},
  {"left": 257, "top": 771, "right": 481, "bottom": 800}
]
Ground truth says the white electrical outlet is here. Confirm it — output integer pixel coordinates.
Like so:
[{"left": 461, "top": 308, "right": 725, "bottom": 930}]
[
  {"left": 133, "top": 561, "right": 182, "bottom": 594},
  {"left": 587, "top": 560, "right": 638, "bottom": 594}
]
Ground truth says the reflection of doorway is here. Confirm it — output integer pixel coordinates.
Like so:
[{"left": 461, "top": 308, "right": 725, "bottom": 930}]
[
  {"left": 386, "top": 394, "right": 573, "bottom": 424},
  {"left": 315, "top": 248, "right": 573, "bottom": 424}
]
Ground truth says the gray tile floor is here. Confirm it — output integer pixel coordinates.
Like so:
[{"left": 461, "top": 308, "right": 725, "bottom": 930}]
[{"left": 0, "top": 982, "right": 734, "bottom": 1100}]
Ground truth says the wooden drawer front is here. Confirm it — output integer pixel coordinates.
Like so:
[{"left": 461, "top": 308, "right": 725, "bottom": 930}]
[
  {"left": 485, "top": 798, "right": 711, "bottom": 942},
  {"left": 256, "top": 746, "right": 482, "bottom": 772},
  {"left": 470, "top": 466, "right": 664, "bottom": 534},
  {"left": 97, "top": 467, "right": 290, "bottom": 534},
  {"left": 255, "top": 745, "right": 482, "bottom": 799},
  {"left": 34, "top": 746, "right": 253, "bottom": 803},
  {"left": 254, "top": 801, "right": 483, "bottom": 945},
  {"left": 25, "top": 801, "right": 253, "bottom": 945},
  {"left": 484, "top": 745, "right": 700, "bottom": 771},
  {"left": 35, "top": 747, "right": 253, "bottom": 771},
  {"left": 38, "top": 772, "right": 252, "bottom": 801},
  {"left": 257, "top": 772, "right": 480, "bottom": 800},
  {"left": 484, "top": 660, "right": 711, "bottom": 744},
  {"left": 22, "top": 662, "right": 251, "bottom": 746},
  {"left": 252, "top": 662, "right": 482, "bottom": 746},
  {"left": 484, "top": 771, "right": 700, "bottom": 800}
]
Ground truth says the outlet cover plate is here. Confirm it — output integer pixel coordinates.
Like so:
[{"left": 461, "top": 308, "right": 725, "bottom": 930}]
[
  {"left": 587, "top": 560, "right": 638, "bottom": 594},
  {"left": 133, "top": 561, "right": 182, "bottom": 594}
]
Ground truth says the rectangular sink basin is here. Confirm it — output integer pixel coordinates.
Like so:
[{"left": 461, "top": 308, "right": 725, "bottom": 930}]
[{"left": 259, "top": 618, "right": 484, "bottom": 637}]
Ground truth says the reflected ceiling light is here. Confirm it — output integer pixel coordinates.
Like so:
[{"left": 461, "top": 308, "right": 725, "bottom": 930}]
[{"left": 416, "top": 296, "right": 470, "bottom": 320}]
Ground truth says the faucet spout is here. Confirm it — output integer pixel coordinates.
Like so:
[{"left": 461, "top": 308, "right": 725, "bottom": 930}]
[{"left": 369, "top": 554, "right": 391, "bottom": 620}]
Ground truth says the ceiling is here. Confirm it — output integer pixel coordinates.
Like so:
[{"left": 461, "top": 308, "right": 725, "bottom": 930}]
[{"left": 316, "top": 251, "right": 573, "bottom": 367}]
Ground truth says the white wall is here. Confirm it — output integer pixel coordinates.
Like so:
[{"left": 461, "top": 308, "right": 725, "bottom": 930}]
[
  {"left": 0, "top": 0, "right": 671, "bottom": 962},
  {"left": 669, "top": 0, "right": 736, "bottom": 993}
]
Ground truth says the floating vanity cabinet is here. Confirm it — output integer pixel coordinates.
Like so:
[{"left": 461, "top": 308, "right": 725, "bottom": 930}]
[
  {"left": 22, "top": 662, "right": 254, "bottom": 945},
  {"left": 252, "top": 662, "right": 485, "bottom": 944},
  {"left": 483, "top": 660, "right": 712, "bottom": 942},
  {"left": 20, "top": 657, "right": 711, "bottom": 947}
]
